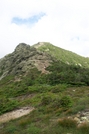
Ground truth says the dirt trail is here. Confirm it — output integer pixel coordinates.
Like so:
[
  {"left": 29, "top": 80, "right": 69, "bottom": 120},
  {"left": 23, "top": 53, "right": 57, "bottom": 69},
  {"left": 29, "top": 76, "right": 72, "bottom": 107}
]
[{"left": 0, "top": 107, "right": 34, "bottom": 124}]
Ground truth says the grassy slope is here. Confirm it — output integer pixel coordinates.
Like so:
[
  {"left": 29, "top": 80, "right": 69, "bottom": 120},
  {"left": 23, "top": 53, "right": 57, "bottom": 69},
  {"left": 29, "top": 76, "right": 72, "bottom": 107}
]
[
  {"left": 34, "top": 42, "right": 89, "bottom": 68},
  {"left": 0, "top": 74, "right": 89, "bottom": 134}
]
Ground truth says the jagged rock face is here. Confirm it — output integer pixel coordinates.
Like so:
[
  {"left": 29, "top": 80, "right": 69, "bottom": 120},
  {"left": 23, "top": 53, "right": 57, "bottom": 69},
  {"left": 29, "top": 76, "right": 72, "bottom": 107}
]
[
  {"left": 15, "top": 43, "right": 31, "bottom": 52},
  {"left": 0, "top": 43, "right": 52, "bottom": 80}
]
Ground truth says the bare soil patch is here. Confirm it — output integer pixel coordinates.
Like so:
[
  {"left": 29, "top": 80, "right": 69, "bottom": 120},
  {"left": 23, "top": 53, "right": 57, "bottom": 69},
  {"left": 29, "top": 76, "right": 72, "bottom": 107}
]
[{"left": 0, "top": 107, "right": 34, "bottom": 123}]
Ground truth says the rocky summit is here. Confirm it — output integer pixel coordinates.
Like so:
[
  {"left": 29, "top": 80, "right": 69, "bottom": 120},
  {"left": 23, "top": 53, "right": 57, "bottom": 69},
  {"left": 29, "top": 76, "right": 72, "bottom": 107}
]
[{"left": 0, "top": 43, "right": 53, "bottom": 80}]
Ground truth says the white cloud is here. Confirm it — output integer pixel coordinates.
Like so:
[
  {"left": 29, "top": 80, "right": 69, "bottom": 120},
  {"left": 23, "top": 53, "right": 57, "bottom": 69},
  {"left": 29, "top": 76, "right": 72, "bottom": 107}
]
[{"left": 0, "top": 0, "right": 89, "bottom": 58}]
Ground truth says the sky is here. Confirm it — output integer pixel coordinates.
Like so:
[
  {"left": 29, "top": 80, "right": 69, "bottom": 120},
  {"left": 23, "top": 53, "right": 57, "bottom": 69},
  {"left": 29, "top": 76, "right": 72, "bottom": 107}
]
[{"left": 0, "top": 0, "right": 89, "bottom": 58}]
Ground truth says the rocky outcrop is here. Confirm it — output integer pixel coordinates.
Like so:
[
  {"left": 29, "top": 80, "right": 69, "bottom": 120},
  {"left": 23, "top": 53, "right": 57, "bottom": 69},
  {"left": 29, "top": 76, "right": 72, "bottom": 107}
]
[
  {"left": 74, "top": 110, "right": 89, "bottom": 125},
  {"left": 0, "top": 43, "right": 53, "bottom": 80},
  {"left": 14, "top": 43, "right": 31, "bottom": 52},
  {"left": 67, "top": 109, "right": 89, "bottom": 127}
]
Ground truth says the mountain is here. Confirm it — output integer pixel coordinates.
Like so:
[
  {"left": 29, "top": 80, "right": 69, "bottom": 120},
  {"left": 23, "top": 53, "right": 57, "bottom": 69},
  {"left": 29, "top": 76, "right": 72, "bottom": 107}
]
[
  {"left": 0, "top": 42, "right": 89, "bottom": 80},
  {"left": 1, "top": 42, "right": 89, "bottom": 133},
  {"left": 0, "top": 41, "right": 89, "bottom": 80}
]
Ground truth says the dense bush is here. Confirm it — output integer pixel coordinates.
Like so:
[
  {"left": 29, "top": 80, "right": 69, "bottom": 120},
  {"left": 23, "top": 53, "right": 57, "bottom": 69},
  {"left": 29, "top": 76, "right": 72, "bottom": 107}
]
[
  {"left": 45, "top": 61, "right": 89, "bottom": 86},
  {"left": 60, "top": 96, "right": 73, "bottom": 109},
  {"left": 0, "top": 98, "right": 18, "bottom": 114}
]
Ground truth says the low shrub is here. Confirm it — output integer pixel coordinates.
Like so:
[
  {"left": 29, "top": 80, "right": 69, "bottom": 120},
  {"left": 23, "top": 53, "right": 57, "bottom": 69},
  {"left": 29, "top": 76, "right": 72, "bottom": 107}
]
[
  {"left": 51, "top": 98, "right": 61, "bottom": 109},
  {"left": 60, "top": 96, "right": 73, "bottom": 109},
  {"left": 41, "top": 96, "right": 52, "bottom": 105},
  {"left": 78, "top": 123, "right": 89, "bottom": 134},
  {"left": 58, "top": 117, "right": 77, "bottom": 128},
  {"left": 72, "top": 105, "right": 85, "bottom": 114},
  {"left": 71, "top": 97, "right": 89, "bottom": 114},
  {"left": 0, "top": 98, "right": 18, "bottom": 115},
  {"left": 51, "top": 84, "right": 67, "bottom": 93}
]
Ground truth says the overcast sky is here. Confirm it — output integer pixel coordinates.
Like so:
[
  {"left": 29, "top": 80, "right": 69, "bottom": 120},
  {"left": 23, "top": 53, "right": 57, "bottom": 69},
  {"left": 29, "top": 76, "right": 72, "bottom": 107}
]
[{"left": 0, "top": 0, "right": 89, "bottom": 58}]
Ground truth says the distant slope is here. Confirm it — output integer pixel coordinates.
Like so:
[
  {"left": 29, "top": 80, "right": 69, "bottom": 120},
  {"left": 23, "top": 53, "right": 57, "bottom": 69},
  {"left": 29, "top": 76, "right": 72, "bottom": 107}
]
[{"left": 34, "top": 42, "right": 89, "bottom": 68}]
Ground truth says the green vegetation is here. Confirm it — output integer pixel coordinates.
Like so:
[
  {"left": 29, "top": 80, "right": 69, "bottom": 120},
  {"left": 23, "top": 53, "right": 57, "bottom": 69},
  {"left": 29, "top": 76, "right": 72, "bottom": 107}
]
[
  {"left": 1, "top": 43, "right": 89, "bottom": 133},
  {"left": 0, "top": 66, "right": 89, "bottom": 133},
  {"left": 0, "top": 98, "right": 18, "bottom": 115},
  {"left": 34, "top": 42, "right": 89, "bottom": 68},
  {"left": 58, "top": 117, "right": 77, "bottom": 128},
  {"left": 45, "top": 61, "right": 89, "bottom": 86},
  {"left": 60, "top": 96, "right": 73, "bottom": 109}
]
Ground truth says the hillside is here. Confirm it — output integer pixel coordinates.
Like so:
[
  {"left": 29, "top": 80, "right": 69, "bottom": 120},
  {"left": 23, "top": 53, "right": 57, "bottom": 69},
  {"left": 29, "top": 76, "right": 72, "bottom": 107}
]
[
  {"left": 34, "top": 42, "right": 89, "bottom": 67},
  {"left": 0, "top": 42, "right": 89, "bottom": 134}
]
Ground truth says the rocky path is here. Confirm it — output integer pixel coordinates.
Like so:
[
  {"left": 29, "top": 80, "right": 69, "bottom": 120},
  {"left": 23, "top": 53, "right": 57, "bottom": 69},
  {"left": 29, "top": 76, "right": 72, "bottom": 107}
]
[{"left": 0, "top": 107, "right": 34, "bottom": 124}]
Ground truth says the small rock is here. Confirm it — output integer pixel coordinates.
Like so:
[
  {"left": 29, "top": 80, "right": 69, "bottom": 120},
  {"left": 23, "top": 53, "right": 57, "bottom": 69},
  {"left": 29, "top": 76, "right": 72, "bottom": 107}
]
[
  {"left": 74, "top": 117, "right": 80, "bottom": 124},
  {"left": 73, "top": 90, "right": 75, "bottom": 92},
  {"left": 76, "top": 113, "right": 80, "bottom": 118},
  {"left": 81, "top": 116, "right": 88, "bottom": 121},
  {"left": 80, "top": 112, "right": 85, "bottom": 117}
]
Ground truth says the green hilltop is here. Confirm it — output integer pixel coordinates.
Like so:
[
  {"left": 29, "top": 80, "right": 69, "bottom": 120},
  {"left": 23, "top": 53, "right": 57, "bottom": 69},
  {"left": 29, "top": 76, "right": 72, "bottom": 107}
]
[{"left": 34, "top": 42, "right": 89, "bottom": 67}]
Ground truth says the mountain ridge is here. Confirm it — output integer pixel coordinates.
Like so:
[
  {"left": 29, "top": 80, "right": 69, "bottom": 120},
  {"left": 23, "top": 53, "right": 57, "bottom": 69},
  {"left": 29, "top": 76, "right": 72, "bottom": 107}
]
[{"left": 0, "top": 42, "right": 89, "bottom": 80}]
